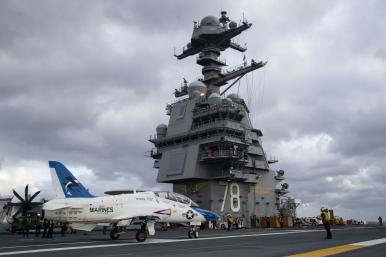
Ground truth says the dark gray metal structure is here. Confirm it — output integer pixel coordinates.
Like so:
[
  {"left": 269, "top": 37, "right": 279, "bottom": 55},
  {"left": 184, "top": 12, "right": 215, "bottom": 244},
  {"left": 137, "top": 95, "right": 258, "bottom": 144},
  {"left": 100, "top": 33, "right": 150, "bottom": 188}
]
[{"left": 150, "top": 12, "right": 289, "bottom": 226}]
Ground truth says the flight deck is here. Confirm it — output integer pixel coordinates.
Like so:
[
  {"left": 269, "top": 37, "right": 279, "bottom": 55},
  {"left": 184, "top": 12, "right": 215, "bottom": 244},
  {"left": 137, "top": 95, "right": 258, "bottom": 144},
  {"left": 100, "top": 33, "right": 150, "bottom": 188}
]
[{"left": 1, "top": 226, "right": 385, "bottom": 257}]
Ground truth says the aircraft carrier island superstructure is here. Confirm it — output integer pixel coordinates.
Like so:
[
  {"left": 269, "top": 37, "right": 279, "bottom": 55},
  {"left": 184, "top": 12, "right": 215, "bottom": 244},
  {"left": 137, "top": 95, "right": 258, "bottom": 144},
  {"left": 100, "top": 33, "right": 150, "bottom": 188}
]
[{"left": 150, "top": 11, "right": 290, "bottom": 226}]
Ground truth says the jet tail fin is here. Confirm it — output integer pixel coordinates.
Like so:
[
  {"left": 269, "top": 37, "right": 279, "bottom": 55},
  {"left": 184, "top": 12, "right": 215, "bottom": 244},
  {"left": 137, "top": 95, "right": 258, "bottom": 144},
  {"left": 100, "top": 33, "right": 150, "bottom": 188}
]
[{"left": 48, "top": 161, "right": 95, "bottom": 198}]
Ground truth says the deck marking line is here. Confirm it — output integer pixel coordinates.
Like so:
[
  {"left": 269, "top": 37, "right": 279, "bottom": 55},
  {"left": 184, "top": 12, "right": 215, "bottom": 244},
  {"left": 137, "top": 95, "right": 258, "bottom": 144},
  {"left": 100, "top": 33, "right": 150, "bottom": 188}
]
[
  {"left": 0, "top": 228, "right": 379, "bottom": 256},
  {"left": 352, "top": 238, "right": 386, "bottom": 246},
  {"left": 286, "top": 237, "right": 386, "bottom": 257},
  {"left": 0, "top": 230, "right": 319, "bottom": 256},
  {"left": 0, "top": 240, "right": 111, "bottom": 250},
  {"left": 285, "top": 245, "right": 365, "bottom": 257}
]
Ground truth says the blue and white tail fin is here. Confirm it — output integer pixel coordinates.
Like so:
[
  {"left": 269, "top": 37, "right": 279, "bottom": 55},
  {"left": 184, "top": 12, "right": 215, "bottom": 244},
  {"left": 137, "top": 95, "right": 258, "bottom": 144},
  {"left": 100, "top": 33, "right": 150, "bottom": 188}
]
[{"left": 48, "top": 161, "right": 95, "bottom": 198}]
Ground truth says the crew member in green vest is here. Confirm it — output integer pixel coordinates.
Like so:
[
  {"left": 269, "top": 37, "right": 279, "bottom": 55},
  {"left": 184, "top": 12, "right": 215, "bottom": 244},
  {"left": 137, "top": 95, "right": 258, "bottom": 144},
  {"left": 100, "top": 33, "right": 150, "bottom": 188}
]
[
  {"left": 35, "top": 214, "right": 42, "bottom": 236},
  {"left": 23, "top": 214, "right": 32, "bottom": 238}
]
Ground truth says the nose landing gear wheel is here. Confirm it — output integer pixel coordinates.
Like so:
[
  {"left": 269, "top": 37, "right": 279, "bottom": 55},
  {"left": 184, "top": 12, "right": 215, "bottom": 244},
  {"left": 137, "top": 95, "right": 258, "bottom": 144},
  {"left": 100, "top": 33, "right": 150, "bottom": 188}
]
[
  {"left": 110, "top": 230, "right": 120, "bottom": 240},
  {"left": 136, "top": 230, "right": 147, "bottom": 242},
  {"left": 188, "top": 229, "right": 198, "bottom": 239},
  {"left": 188, "top": 230, "right": 194, "bottom": 238}
]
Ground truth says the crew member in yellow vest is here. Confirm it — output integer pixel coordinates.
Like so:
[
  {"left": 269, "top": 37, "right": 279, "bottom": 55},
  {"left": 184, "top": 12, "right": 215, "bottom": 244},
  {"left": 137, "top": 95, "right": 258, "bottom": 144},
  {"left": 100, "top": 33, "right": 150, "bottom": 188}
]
[
  {"left": 226, "top": 213, "right": 234, "bottom": 231},
  {"left": 321, "top": 207, "right": 332, "bottom": 239}
]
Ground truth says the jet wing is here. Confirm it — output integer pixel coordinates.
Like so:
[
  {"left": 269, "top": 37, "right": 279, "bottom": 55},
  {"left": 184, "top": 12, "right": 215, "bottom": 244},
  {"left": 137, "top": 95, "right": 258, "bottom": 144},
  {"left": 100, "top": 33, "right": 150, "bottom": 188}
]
[
  {"left": 111, "top": 215, "right": 133, "bottom": 221},
  {"left": 112, "top": 215, "right": 160, "bottom": 222},
  {"left": 110, "top": 215, "right": 160, "bottom": 227},
  {"left": 69, "top": 223, "right": 96, "bottom": 232},
  {"left": 43, "top": 203, "right": 72, "bottom": 211}
]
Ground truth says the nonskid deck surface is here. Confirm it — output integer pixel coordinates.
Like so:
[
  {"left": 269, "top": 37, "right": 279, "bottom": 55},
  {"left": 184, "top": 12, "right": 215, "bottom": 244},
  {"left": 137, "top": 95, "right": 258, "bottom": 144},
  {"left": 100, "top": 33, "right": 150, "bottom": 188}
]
[{"left": 0, "top": 226, "right": 385, "bottom": 257}]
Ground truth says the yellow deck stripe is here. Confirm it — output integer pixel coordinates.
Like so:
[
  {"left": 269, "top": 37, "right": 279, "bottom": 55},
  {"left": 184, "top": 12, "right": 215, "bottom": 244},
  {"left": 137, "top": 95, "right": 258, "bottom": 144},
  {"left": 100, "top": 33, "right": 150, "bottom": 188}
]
[{"left": 286, "top": 244, "right": 366, "bottom": 257}]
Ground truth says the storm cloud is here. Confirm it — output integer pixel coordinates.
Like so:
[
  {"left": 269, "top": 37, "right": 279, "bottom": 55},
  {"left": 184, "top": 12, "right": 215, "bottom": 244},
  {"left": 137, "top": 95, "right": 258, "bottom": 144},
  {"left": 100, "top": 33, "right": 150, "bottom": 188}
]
[{"left": 0, "top": 0, "right": 385, "bottom": 220}]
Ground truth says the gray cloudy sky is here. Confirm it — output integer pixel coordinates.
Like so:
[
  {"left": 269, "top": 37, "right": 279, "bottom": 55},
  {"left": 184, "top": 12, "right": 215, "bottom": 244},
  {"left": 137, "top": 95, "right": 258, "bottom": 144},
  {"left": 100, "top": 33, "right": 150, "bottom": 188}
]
[{"left": 0, "top": 0, "right": 385, "bottom": 220}]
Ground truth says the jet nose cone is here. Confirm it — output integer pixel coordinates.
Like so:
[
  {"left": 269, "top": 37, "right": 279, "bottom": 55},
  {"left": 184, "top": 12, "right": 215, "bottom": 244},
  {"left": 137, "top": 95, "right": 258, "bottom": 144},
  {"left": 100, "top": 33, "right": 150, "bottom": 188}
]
[
  {"left": 192, "top": 207, "right": 220, "bottom": 222},
  {"left": 212, "top": 211, "right": 220, "bottom": 221}
]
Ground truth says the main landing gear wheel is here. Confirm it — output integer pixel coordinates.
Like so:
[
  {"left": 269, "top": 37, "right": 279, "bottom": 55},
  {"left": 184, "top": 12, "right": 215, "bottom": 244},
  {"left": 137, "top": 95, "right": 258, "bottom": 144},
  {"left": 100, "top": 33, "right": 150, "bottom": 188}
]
[
  {"left": 188, "top": 229, "right": 198, "bottom": 239},
  {"left": 110, "top": 229, "right": 120, "bottom": 240},
  {"left": 136, "top": 230, "right": 147, "bottom": 242},
  {"left": 188, "top": 230, "right": 194, "bottom": 238}
]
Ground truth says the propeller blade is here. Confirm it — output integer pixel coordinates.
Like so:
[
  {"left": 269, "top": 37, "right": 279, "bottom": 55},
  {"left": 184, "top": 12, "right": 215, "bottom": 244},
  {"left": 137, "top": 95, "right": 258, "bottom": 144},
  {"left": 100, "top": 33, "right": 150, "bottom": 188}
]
[
  {"left": 5, "top": 206, "right": 12, "bottom": 216},
  {"left": 28, "top": 191, "right": 40, "bottom": 203},
  {"left": 7, "top": 202, "right": 24, "bottom": 207},
  {"left": 30, "top": 202, "right": 43, "bottom": 207},
  {"left": 12, "top": 190, "right": 25, "bottom": 203},
  {"left": 25, "top": 184, "right": 29, "bottom": 202},
  {"left": 12, "top": 207, "right": 23, "bottom": 218}
]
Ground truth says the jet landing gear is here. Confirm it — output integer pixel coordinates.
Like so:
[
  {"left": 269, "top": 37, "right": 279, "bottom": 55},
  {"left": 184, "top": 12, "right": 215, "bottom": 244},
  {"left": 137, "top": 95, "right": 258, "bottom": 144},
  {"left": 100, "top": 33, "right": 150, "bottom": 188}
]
[
  {"left": 109, "top": 225, "right": 147, "bottom": 242},
  {"left": 188, "top": 226, "right": 198, "bottom": 239},
  {"left": 110, "top": 226, "right": 121, "bottom": 240},
  {"left": 109, "top": 220, "right": 154, "bottom": 242},
  {"left": 135, "top": 223, "right": 148, "bottom": 242},
  {"left": 135, "top": 230, "right": 147, "bottom": 242},
  {"left": 110, "top": 223, "right": 128, "bottom": 240}
]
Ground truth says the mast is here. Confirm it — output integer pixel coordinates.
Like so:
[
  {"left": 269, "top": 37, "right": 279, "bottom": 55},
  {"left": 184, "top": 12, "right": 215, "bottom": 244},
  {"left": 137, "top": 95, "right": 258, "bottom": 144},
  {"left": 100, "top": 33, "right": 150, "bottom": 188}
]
[{"left": 174, "top": 11, "right": 266, "bottom": 96}]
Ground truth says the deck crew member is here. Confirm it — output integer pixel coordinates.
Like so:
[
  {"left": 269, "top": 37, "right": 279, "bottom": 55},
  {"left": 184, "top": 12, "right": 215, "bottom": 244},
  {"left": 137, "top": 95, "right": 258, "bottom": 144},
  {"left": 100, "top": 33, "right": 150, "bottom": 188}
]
[
  {"left": 42, "top": 219, "right": 48, "bottom": 238},
  {"left": 47, "top": 220, "right": 54, "bottom": 238},
  {"left": 226, "top": 213, "right": 233, "bottom": 231},
  {"left": 321, "top": 207, "right": 332, "bottom": 239},
  {"left": 23, "top": 215, "right": 32, "bottom": 238},
  {"left": 35, "top": 214, "right": 42, "bottom": 236}
]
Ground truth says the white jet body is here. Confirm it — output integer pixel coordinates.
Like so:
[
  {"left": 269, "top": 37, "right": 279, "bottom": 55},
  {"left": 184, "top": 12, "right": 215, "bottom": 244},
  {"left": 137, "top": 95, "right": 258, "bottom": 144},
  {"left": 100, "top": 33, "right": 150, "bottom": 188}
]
[
  {"left": 43, "top": 161, "right": 208, "bottom": 234},
  {"left": 44, "top": 191, "right": 203, "bottom": 230}
]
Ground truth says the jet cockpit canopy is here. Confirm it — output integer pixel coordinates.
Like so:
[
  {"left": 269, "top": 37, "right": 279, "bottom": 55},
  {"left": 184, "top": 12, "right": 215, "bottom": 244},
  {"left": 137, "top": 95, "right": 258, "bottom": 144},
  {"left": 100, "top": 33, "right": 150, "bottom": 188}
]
[{"left": 155, "top": 191, "right": 199, "bottom": 207}]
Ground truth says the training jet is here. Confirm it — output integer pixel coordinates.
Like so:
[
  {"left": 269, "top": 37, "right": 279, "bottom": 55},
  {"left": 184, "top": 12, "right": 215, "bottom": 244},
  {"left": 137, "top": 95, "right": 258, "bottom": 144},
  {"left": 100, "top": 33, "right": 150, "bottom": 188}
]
[{"left": 44, "top": 161, "right": 219, "bottom": 242}]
